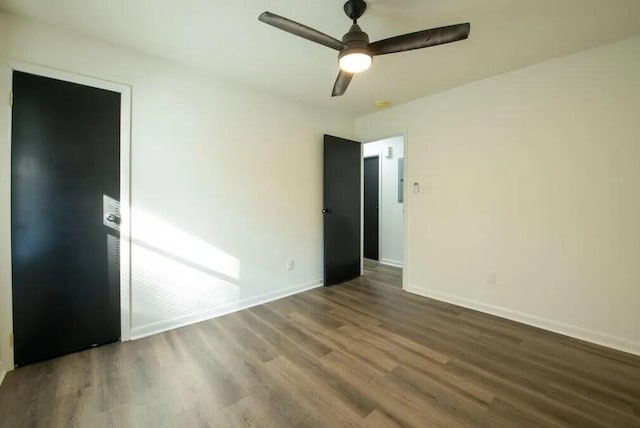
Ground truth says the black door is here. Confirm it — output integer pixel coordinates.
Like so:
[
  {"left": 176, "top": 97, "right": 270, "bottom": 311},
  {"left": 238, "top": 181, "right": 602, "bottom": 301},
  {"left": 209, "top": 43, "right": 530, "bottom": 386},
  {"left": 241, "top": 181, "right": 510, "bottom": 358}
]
[
  {"left": 323, "top": 134, "right": 361, "bottom": 286},
  {"left": 11, "top": 71, "right": 121, "bottom": 366},
  {"left": 363, "top": 156, "right": 379, "bottom": 260}
]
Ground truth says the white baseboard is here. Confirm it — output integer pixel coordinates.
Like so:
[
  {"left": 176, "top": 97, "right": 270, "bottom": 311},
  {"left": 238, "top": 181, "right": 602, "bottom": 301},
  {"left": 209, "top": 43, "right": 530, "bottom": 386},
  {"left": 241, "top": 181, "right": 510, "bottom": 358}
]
[
  {"left": 130, "top": 279, "right": 323, "bottom": 340},
  {"left": 0, "top": 369, "right": 6, "bottom": 387},
  {"left": 380, "top": 258, "right": 403, "bottom": 268},
  {"left": 405, "top": 284, "right": 640, "bottom": 356}
]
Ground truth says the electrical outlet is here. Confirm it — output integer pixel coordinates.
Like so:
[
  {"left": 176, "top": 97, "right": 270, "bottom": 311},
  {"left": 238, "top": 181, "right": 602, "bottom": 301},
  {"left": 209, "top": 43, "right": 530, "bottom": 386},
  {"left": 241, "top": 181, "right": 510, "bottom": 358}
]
[
  {"left": 287, "top": 259, "right": 295, "bottom": 271},
  {"left": 488, "top": 272, "right": 497, "bottom": 285}
]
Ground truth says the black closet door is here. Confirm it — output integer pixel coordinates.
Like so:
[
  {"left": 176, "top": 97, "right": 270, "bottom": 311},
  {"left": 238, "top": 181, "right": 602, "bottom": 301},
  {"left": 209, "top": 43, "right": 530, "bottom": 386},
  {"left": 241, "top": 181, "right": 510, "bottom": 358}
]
[
  {"left": 11, "top": 71, "right": 121, "bottom": 366},
  {"left": 364, "top": 156, "right": 379, "bottom": 260}
]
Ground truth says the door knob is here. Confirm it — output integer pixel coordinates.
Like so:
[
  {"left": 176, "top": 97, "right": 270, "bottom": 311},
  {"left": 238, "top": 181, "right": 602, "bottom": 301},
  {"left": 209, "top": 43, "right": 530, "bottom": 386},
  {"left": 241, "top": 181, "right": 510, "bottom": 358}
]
[
  {"left": 322, "top": 208, "right": 333, "bottom": 214},
  {"left": 105, "top": 213, "right": 121, "bottom": 225}
]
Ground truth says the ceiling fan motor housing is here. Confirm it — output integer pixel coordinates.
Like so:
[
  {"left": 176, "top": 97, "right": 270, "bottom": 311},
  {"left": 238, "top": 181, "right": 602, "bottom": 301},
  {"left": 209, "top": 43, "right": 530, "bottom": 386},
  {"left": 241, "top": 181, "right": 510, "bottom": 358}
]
[
  {"left": 342, "top": 24, "right": 369, "bottom": 46},
  {"left": 340, "top": 23, "right": 371, "bottom": 59}
]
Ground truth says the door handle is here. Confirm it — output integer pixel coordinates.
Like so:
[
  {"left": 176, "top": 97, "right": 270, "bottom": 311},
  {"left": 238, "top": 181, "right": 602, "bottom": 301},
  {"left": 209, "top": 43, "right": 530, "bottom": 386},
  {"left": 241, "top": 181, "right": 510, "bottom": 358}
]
[
  {"left": 105, "top": 213, "right": 121, "bottom": 225},
  {"left": 103, "top": 195, "right": 121, "bottom": 231},
  {"left": 322, "top": 208, "right": 333, "bottom": 214}
]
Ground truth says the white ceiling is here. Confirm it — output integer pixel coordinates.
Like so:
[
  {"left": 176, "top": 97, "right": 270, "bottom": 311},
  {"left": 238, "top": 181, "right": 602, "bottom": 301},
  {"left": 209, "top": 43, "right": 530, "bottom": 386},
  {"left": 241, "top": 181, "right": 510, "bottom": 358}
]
[{"left": 1, "top": 0, "right": 640, "bottom": 116}]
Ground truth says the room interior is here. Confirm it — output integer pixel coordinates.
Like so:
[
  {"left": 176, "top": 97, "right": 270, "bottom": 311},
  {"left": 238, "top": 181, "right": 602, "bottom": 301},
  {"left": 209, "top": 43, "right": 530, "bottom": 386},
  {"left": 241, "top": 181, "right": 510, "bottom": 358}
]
[{"left": 0, "top": 0, "right": 639, "bottom": 426}]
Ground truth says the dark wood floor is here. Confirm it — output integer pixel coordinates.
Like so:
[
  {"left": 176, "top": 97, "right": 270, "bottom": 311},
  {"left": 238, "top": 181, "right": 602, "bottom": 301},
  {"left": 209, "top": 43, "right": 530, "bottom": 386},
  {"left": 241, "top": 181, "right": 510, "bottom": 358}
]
[{"left": 1, "top": 261, "right": 640, "bottom": 427}]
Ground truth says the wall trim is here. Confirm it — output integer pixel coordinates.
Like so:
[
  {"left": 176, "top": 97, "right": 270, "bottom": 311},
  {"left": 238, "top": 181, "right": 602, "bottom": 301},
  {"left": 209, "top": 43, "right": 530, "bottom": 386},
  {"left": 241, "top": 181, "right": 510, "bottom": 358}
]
[
  {"left": 130, "top": 279, "right": 323, "bottom": 340},
  {"left": 380, "top": 258, "right": 403, "bottom": 268},
  {"left": 405, "top": 284, "right": 640, "bottom": 356},
  {"left": 0, "top": 368, "right": 6, "bottom": 387}
]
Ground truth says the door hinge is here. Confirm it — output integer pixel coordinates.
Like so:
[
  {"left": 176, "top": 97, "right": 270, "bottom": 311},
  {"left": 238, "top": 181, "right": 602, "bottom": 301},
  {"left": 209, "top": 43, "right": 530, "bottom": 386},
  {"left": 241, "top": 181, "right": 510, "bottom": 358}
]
[{"left": 9, "top": 91, "right": 13, "bottom": 107}]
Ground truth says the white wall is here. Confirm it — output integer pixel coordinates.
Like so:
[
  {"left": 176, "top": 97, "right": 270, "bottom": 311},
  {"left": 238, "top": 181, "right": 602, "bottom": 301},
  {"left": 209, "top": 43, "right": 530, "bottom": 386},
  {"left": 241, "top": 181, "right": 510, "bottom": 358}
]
[
  {"left": 0, "top": 12, "right": 355, "bottom": 370},
  {"left": 363, "top": 136, "right": 404, "bottom": 267},
  {"left": 355, "top": 36, "right": 640, "bottom": 355}
]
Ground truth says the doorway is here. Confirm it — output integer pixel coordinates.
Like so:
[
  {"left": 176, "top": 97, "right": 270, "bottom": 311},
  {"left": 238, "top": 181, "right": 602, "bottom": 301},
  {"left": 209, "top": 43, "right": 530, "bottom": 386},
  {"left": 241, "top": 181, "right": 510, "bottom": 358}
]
[
  {"left": 8, "top": 64, "right": 131, "bottom": 366},
  {"left": 362, "top": 136, "right": 405, "bottom": 279},
  {"left": 322, "top": 133, "right": 406, "bottom": 288}
]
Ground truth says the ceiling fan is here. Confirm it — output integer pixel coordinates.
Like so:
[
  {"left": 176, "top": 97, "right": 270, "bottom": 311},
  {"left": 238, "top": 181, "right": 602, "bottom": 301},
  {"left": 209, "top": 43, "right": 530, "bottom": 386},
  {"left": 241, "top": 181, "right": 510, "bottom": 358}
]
[{"left": 258, "top": 0, "right": 470, "bottom": 97}]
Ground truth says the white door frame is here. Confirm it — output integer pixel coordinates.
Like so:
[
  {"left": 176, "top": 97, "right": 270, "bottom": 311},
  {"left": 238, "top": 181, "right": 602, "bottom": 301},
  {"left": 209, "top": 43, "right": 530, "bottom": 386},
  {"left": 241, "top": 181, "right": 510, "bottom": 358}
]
[{"left": 4, "top": 61, "right": 132, "bottom": 368}]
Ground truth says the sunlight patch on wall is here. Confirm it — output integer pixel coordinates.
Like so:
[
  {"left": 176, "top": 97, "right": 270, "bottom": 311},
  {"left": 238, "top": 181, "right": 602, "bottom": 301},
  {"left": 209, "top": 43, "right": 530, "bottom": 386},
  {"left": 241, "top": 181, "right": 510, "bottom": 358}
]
[
  {"left": 133, "top": 208, "right": 240, "bottom": 279},
  {"left": 130, "top": 208, "right": 241, "bottom": 329}
]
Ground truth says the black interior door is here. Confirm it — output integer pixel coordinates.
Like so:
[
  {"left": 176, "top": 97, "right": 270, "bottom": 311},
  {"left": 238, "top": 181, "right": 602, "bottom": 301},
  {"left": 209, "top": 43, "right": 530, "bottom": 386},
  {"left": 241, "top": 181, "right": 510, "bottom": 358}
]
[
  {"left": 11, "top": 71, "right": 121, "bottom": 366},
  {"left": 323, "top": 134, "right": 361, "bottom": 286},
  {"left": 364, "top": 156, "right": 379, "bottom": 260}
]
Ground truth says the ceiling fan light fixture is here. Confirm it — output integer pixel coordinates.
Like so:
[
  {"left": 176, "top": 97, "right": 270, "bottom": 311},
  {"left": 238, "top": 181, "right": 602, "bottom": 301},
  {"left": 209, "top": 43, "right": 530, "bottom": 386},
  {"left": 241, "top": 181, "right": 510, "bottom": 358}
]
[
  {"left": 338, "top": 49, "right": 372, "bottom": 73},
  {"left": 259, "top": 1, "right": 471, "bottom": 97}
]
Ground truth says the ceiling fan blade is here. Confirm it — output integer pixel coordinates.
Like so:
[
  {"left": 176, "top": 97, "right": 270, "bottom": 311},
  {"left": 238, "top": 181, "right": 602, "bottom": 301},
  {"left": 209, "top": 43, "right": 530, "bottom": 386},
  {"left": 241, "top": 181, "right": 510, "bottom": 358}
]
[
  {"left": 332, "top": 70, "right": 353, "bottom": 97},
  {"left": 369, "top": 23, "right": 470, "bottom": 56},
  {"left": 259, "top": 12, "right": 346, "bottom": 51}
]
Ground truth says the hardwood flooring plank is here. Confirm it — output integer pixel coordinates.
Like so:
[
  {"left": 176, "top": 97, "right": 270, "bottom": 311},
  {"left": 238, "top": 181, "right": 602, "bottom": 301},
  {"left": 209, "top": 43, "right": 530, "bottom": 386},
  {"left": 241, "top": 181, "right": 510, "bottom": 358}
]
[
  {"left": 287, "top": 312, "right": 398, "bottom": 374},
  {"left": 237, "top": 308, "right": 379, "bottom": 418},
  {"left": 199, "top": 322, "right": 320, "bottom": 427},
  {"left": 383, "top": 365, "right": 491, "bottom": 428},
  {"left": 319, "top": 350, "right": 466, "bottom": 428},
  {"left": 264, "top": 356, "right": 365, "bottom": 427},
  {"left": 248, "top": 305, "right": 332, "bottom": 358},
  {"left": 364, "top": 409, "right": 404, "bottom": 428}
]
